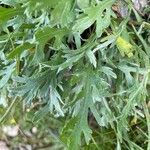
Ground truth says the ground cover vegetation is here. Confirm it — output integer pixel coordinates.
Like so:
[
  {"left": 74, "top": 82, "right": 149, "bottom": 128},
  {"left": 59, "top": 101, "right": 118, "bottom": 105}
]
[{"left": 0, "top": 0, "right": 150, "bottom": 149}]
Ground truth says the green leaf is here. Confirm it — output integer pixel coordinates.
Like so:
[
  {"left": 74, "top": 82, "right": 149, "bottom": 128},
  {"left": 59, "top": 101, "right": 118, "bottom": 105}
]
[
  {"left": 101, "top": 66, "right": 117, "bottom": 79},
  {"left": 7, "top": 42, "right": 35, "bottom": 59},
  {"left": 57, "top": 52, "right": 84, "bottom": 72},
  {"left": 51, "top": 0, "right": 75, "bottom": 27},
  {"left": 96, "top": 8, "right": 111, "bottom": 37},
  {"left": 0, "top": 6, "right": 23, "bottom": 25},
  {"left": 72, "top": 0, "right": 114, "bottom": 34},
  {"left": 77, "top": 0, "right": 89, "bottom": 9},
  {"left": 33, "top": 27, "right": 69, "bottom": 63},
  {"left": 0, "top": 63, "right": 16, "bottom": 88},
  {"left": 86, "top": 49, "right": 97, "bottom": 68},
  {"left": 0, "top": 0, "right": 20, "bottom": 6},
  {"left": 22, "top": 0, "right": 59, "bottom": 13}
]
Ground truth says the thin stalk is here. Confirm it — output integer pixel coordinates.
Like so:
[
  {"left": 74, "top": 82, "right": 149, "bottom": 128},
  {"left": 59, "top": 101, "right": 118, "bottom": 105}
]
[
  {"left": 0, "top": 97, "right": 17, "bottom": 123},
  {"left": 143, "top": 101, "right": 150, "bottom": 150}
]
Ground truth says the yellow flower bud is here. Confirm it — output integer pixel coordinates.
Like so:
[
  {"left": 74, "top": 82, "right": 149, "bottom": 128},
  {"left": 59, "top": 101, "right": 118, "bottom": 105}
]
[{"left": 116, "top": 36, "right": 133, "bottom": 58}]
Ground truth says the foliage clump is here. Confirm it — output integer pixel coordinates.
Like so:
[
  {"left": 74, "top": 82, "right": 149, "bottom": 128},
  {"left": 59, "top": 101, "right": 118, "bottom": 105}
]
[{"left": 0, "top": 0, "right": 150, "bottom": 149}]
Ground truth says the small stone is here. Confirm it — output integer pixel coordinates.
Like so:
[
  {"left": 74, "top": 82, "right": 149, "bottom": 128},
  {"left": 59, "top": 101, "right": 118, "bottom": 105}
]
[
  {"left": 0, "top": 141, "right": 9, "bottom": 150},
  {"left": 31, "top": 127, "right": 37, "bottom": 134},
  {"left": 132, "top": 0, "right": 147, "bottom": 11},
  {"left": 2, "top": 125, "right": 19, "bottom": 137}
]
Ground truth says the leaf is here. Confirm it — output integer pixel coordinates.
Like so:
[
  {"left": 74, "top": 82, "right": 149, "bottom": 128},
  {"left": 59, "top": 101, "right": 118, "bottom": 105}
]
[
  {"left": 35, "top": 27, "right": 69, "bottom": 48},
  {"left": 0, "top": 89, "right": 8, "bottom": 107},
  {"left": 86, "top": 49, "right": 97, "bottom": 68},
  {"left": 72, "top": 16, "right": 94, "bottom": 34},
  {"left": 56, "top": 52, "right": 84, "bottom": 72},
  {"left": 61, "top": 70, "right": 111, "bottom": 149},
  {"left": 51, "top": 0, "right": 75, "bottom": 27},
  {"left": 49, "top": 87, "right": 64, "bottom": 116},
  {"left": 0, "top": 6, "right": 23, "bottom": 25},
  {"left": 132, "top": 25, "right": 150, "bottom": 57},
  {"left": 77, "top": 0, "right": 89, "bottom": 9},
  {"left": 0, "top": 63, "right": 16, "bottom": 89},
  {"left": 72, "top": 0, "right": 114, "bottom": 34},
  {"left": 12, "top": 70, "right": 64, "bottom": 115},
  {"left": 96, "top": 8, "right": 112, "bottom": 37},
  {"left": 7, "top": 42, "right": 35, "bottom": 59},
  {"left": 0, "top": 0, "right": 20, "bottom": 6},
  {"left": 33, "top": 105, "right": 50, "bottom": 122},
  {"left": 101, "top": 66, "right": 117, "bottom": 79},
  {"left": 22, "top": 0, "right": 59, "bottom": 14},
  {"left": 33, "top": 27, "right": 69, "bottom": 63}
]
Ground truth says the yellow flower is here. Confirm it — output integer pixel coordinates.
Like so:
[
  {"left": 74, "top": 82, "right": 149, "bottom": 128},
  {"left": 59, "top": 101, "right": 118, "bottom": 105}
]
[
  {"left": 116, "top": 36, "right": 133, "bottom": 58},
  {"left": 10, "top": 118, "right": 16, "bottom": 124}
]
